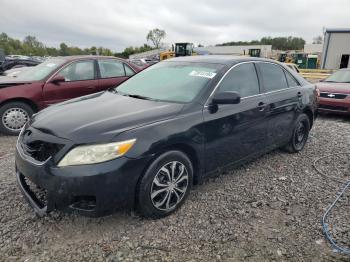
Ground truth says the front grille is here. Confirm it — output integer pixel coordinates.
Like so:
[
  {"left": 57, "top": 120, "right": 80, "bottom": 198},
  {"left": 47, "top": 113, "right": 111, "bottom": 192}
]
[
  {"left": 21, "top": 140, "right": 63, "bottom": 162},
  {"left": 319, "top": 104, "right": 349, "bottom": 111},
  {"left": 320, "top": 92, "right": 348, "bottom": 99},
  {"left": 19, "top": 128, "right": 64, "bottom": 163},
  {"left": 21, "top": 174, "right": 48, "bottom": 208}
]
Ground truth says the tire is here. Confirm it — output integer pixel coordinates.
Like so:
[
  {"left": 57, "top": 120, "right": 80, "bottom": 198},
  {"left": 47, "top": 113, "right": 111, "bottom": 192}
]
[
  {"left": 137, "top": 150, "right": 193, "bottom": 218},
  {"left": 284, "top": 113, "right": 310, "bottom": 153},
  {"left": 0, "top": 102, "right": 34, "bottom": 135}
]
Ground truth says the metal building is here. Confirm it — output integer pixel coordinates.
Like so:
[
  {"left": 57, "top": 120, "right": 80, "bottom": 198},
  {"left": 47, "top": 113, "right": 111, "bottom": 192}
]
[
  {"left": 321, "top": 28, "right": 350, "bottom": 69},
  {"left": 194, "top": 45, "right": 272, "bottom": 58}
]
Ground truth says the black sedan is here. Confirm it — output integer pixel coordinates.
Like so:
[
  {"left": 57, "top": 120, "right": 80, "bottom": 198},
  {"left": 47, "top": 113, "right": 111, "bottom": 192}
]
[
  {"left": 15, "top": 56, "right": 318, "bottom": 218},
  {"left": 0, "top": 58, "right": 40, "bottom": 74}
]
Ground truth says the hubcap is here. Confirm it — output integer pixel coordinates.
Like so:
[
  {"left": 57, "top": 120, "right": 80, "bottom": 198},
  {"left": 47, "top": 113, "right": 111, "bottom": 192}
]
[
  {"left": 2, "top": 108, "right": 29, "bottom": 131},
  {"left": 150, "top": 161, "right": 189, "bottom": 211}
]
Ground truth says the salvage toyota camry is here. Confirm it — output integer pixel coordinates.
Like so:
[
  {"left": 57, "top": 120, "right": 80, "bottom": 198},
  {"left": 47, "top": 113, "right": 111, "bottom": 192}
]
[{"left": 15, "top": 56, "right": 318, "bottom": 218}]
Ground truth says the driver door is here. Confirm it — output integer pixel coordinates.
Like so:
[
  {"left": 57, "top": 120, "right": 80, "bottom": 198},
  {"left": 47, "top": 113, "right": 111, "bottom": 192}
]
[
  {"left": 202, "top": 62, "right": 269, "bottom": 173},
  {"left": 42, "top": 59, "right": 98, "bottom": 106}
]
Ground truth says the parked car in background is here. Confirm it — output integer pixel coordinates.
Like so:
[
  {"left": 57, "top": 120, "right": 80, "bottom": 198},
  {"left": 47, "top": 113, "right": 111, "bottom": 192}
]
[
  {"left": 316, "top": 68, "right": 350, "bottom": 115},
  {"left": 15, "top": 56, "right": 317, "bottom": 218},
  {"left": 2, "top": 66, "right": 31, "bottom": 77},
  {"left": 129, "top": 58, "right": 158, "bottom": 69},
  {"left": 0, "top": 57, "right": 41, "bottom": 75},
  {"left": 283, "top": 63, "right": 300, "bottom": 73},
  {"left": 0, "top": 56, "right": 141, "bottom": 135}
]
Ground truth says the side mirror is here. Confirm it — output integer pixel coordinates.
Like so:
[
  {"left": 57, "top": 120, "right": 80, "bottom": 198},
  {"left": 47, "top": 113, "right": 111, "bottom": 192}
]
[
  {"left": 211, "top": 91, "right": 241, "bottom": 105},
  {"left": 51, "top": 75, "right": 65, "bottom": 84}
]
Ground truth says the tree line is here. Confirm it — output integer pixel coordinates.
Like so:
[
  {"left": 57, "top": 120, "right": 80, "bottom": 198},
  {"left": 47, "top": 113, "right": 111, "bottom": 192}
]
[
  {"left": 217, "top": 36, "right": 306, "bottom": 50},
  {"left": 0, "top": 31, "right": 311, "bottom": 59},
  {"left": 0, "top": 33, "right": 117, "bottom": 57},
  {"left": 0, "top": 32, "right": 159, "bottom": 59}
]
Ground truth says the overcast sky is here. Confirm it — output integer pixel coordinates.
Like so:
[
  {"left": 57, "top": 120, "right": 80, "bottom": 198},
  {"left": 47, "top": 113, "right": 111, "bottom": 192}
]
[{"left": 1, "top": 0, "right": 349, "bottom": 52}]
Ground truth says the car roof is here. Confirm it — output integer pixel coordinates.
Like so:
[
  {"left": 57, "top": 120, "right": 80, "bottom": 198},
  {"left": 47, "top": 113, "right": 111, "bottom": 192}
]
[
  {"left": 51, "top": 55, "right": 124, "bottom": 62},
  {"left": 165, "top": 55, "right": 279, "bottom": 66}
]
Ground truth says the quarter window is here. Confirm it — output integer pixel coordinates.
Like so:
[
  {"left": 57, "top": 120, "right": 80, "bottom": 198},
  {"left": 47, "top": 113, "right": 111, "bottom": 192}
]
[
  {"left": 218, "top": 63, "right": 260, "bottom": 97},
  {"left": 124, "top": 64, "right": 135, "bottom": 76},
  {"left": 259, "top": 63, "right": 288, "bottom": 92},
  {"left": 58, "top": 60, "right": 94, "bottom": 81},
  {"left": 98, "top": 59, "right": 125, "bottom": 78},
  {"left": 285, "top": 71, "right": 300, "bottom": 87}
]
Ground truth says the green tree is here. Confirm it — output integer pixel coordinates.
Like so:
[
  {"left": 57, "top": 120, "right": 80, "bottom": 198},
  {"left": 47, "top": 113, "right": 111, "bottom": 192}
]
[
  {"left": 59, "top": 42, "right": 69, "bottom": 56},
  {"left": 146, "top": 28, "right": 166, "bottom": 49}
]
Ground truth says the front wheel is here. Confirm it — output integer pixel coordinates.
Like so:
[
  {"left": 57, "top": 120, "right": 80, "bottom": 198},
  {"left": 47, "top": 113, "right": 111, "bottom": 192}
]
[
  {"left": 137, "top": 151, "right": 193, "bottom": 218},
  {"left": 0, "top": 102, "right": 34, "bottom": 135},
  {"left": 284, "top": 114, "right": 310, "bottom": 153}
]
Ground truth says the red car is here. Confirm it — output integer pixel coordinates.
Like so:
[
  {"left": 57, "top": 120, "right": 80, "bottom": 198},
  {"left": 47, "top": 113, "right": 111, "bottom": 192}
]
[
  {"left": 317, "top": 68, "right": 350, "bottom": 115},
  {"left": 0, "top": 56, "right": 141, "bottom": 135}
]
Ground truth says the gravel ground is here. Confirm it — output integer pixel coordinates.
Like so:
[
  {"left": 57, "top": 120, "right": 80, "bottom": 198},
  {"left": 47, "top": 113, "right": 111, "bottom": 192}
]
[{"left": 0, "top": 114, "right": 350, "bottom": 262}]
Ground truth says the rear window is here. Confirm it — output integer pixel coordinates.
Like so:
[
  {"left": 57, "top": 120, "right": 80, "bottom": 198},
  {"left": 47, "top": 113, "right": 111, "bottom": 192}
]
[
  {"left": 98, "top": 59, "right": 125, "bottom": 78},
  {"left": 259, "top": 63, "right": 288, "bottom": 92},
  {"left": 218, "top": 63, "right": 260, "bottom": 97}
]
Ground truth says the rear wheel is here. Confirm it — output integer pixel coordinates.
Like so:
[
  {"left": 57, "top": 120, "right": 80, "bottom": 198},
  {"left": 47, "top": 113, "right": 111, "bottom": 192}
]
[
  {"left": 0, "top": 102, "right": 34, "bottom": 135},
  {"left": 137, "top": 151, "right": 193, "bottom": 218},
  {"left": 284, "top": 114, "right": 310, "bottom": 153}
]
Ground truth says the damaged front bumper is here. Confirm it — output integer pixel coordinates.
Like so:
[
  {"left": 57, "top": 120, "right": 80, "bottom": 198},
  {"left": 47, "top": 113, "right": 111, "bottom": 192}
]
[{"left": 15, "top": 131, "right": 151, "bottom": 217}]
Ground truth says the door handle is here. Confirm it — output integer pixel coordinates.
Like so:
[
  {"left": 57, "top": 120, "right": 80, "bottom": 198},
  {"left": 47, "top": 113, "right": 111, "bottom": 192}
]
[
  {"left": 257, "top": 102, "right": 266, "bottom": 111},
  {"left": 86, "top": 86, "right": 96, "bottom": 89},
  {"left": 297, "top": 92, "right": 302, "bottom": 98}
]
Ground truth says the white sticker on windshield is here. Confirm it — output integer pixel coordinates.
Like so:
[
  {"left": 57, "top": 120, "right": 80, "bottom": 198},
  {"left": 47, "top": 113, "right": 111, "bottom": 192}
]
[
  {"left": 46, "top": 63, "right": 56, "bottom": 67},
  {"left": 189, "top": 70, "right": 216, "bottom": 79}
]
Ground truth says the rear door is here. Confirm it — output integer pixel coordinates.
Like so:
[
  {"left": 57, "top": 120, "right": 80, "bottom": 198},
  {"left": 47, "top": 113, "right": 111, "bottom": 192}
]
[
  {"left": 97, "top": 59, "right": 135, "bottom": 91},
  {"left": 256, "top": 62, "right": 302, "bottom": 148},
  {"left": 203, "top": 62, "right": 269, "bottom": 173},
  {"left": 42, "top": 59, "right": 98, "bottom": 106}
]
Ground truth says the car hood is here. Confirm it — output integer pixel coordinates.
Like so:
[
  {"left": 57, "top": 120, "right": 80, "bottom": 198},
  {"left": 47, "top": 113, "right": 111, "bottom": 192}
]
[
  {"left": 316, "top": 82, "right": 350, "bottom": 94},
  {"left": 31, "top": 91, "right": 185, "bottom": 143},
  {"left": 0, "top": 77, "right": 36, "bottom": 88}
]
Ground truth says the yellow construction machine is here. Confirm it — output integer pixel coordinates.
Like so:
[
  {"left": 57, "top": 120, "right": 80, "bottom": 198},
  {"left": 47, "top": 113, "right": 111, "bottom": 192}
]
[{"left": 160, "top": 43, "right": 196, "bottom": 61}]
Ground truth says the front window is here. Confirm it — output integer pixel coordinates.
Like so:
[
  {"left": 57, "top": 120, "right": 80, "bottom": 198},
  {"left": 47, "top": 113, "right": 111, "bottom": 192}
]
[
  {"left": 14, "top": 58, "right": 66, "bottom": 81},
  {"left": 324, "top": 70, "right": 350, "bottom": 83},
  {"left": 116, "top": 62, "right": 224, "bottom": 103},
  {"left": 58, "top": 60, "right": 95, "bottom": 81}
]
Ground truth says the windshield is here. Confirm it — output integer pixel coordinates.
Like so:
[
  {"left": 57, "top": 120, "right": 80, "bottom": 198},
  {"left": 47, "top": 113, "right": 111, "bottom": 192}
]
[
  {"left": 15, "top": 58, "right": 66, "bottom": 81},
  {"left": 324, "top": 70, "right": 350, "bottom": 83},
  {"left": 116, "top": 61, "right": 224, "bottom": 103}
]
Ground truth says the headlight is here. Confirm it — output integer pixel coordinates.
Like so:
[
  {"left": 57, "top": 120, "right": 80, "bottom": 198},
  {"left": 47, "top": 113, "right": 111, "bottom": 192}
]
[{"left": 57, "top": 139, "right": 136, "bottom": 167}]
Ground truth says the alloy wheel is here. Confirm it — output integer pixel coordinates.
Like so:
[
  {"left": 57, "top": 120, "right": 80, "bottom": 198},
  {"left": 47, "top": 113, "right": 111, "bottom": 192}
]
[
  {"left": 294, "top": 121, "right": 307, "bottom": 149},
  {"left": 150, "top": 161, "right": 189, "bottom": 211}
]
